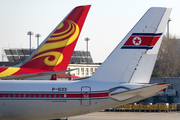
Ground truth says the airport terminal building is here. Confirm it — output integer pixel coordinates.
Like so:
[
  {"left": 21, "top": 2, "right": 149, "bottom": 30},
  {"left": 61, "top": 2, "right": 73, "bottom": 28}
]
[
  {"left": 0, "top": 48, "right": 100, "bottom": 79},
  {"left": 147, "top": 78, "right": 180, "bottom": 104}
]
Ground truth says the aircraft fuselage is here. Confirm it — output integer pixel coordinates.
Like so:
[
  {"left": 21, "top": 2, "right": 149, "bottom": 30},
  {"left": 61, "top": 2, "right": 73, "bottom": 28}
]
[{"left": 0, "top": 80, "right": 144, "bottom": 120}]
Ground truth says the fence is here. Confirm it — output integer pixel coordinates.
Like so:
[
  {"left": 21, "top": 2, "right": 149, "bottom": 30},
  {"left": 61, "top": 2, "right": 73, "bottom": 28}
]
[{"left": 105, "top": 104, "right": 179, "bottom": 112}]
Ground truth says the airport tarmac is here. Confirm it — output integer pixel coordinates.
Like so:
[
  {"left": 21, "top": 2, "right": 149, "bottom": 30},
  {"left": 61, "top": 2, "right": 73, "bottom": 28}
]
[{"left": 68, "top": 112, "right": 180, "bottom": 120}]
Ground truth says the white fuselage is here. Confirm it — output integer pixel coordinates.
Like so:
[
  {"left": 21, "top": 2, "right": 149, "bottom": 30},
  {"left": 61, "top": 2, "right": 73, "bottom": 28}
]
[{"left": 0, "top": 80, "right": 145, "bottom": 120}]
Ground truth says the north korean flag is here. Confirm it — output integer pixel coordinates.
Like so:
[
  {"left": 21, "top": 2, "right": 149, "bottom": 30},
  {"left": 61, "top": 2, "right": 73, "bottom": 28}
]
[{"left": 121, "top": 33, "right": 162, "bottom": 49}]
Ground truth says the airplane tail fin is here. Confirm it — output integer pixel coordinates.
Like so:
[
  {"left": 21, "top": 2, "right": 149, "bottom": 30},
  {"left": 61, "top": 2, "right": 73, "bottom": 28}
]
[
  {"left": 89, "top": 7, "right": 171, "bottom": 83},
  {"left": 16, "top": 5, "right": 91, "bottom": 71}
]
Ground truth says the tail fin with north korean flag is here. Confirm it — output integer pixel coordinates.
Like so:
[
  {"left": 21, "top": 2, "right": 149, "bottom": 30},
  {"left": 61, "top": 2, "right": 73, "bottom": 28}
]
[
  {"left": 16, "top": 5, "right": 91, "bottom": 71},
  {"left": 89, "top": 7, "right": 171, "bottom": 83}
]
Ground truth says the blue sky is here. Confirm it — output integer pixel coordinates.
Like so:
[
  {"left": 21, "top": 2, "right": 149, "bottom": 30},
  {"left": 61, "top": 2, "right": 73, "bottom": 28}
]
[{"left": 0, "top": 0, "right": 179, "bottom": 62}]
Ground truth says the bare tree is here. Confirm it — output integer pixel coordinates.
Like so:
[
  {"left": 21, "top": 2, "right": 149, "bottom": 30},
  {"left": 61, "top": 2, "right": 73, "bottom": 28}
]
[{"left": 152, "top": 35, "right": 180, "bottom": 77}]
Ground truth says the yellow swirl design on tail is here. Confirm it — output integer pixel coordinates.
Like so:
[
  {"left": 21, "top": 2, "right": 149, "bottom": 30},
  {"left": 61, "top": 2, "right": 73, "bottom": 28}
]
[
  {"left": 53, "top": 22, "right": 71, "bottom": 36},
  {"left": 36, "top": 20, "right": 79, "bottom": 54},
  {"left": 57, "top": 23, "right": 64, "bottom": 30},
  {"left": 30, "top": 52, "right": 63, "bottom": 66},
  {"left": 48, "top": 22, "right": 75, "bottom": 41},
  {"left": 29, "top": 19, "right": 79, "bottom": 67},
  {"left": 0, "top": 67, "right": 20, "bottom": 77}
]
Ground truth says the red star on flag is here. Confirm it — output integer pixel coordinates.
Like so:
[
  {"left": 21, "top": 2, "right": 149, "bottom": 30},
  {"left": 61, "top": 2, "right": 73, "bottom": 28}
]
[
  {"left": 133, "top": 36, "right": 141, "bottom": 46},
  {"left": 134, "top": 38, "right": 140, "bottom": 44}
]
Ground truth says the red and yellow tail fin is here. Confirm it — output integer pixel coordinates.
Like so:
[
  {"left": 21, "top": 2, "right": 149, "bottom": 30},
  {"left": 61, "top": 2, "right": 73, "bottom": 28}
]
[{"left": 20, "top": 5, "right": 91, "bottom": 71}]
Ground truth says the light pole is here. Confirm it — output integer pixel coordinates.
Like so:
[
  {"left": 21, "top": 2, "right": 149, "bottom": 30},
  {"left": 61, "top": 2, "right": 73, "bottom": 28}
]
[
  {"left": 167, "top": 18, "right": 172, "bottom": 40},
  {"left": 85, "top": 37, "right": 90, "bottom": 64},
  {"left": 35, "top": 34, "right": 41, "bottom": 48},
  {"left": 27, "top": 31, "right": 33, "bottom": 53}
]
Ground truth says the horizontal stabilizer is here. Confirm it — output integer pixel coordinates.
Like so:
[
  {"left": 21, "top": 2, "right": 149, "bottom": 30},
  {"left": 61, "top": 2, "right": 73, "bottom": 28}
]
[
  {"left": 0, "top": 69, "right": 76, "bottom": 80},
  {"left": 72, "top": 76, "right": 90, "bottom": 80},
  {"left": 109, "top": 83, "right": 170, "bottom": 102}
]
